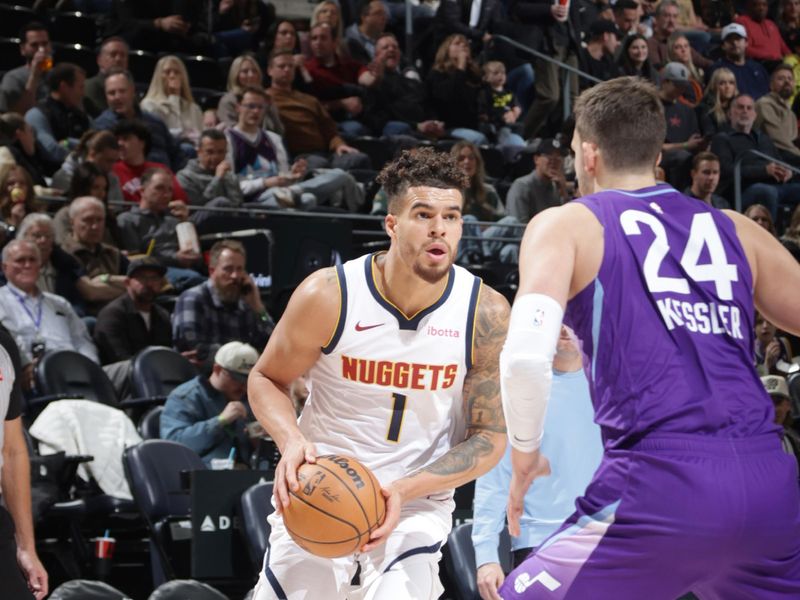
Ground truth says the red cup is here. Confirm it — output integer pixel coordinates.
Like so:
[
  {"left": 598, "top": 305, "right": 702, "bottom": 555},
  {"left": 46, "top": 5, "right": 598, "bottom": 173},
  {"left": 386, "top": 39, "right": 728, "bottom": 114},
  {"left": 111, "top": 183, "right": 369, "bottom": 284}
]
[{"left": 94, "top": 536, "right": 116, "bottom": 559}]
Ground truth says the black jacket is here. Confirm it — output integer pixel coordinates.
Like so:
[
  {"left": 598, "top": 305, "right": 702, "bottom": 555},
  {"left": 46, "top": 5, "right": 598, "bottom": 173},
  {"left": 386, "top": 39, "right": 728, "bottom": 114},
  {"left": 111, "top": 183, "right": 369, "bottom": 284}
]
[
  {"left": 94, "top": 293, "right": 172, "bottom": 365},
  {"left": 710, "top": 126, "right": 785, "bottom": 195}
]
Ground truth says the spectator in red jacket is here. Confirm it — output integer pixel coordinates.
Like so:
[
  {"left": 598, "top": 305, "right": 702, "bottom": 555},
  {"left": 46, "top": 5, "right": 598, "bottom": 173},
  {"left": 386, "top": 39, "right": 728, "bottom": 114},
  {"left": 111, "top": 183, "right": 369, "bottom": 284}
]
[{"left": 735, "top": 0, "right": 791, "bottom": 69}]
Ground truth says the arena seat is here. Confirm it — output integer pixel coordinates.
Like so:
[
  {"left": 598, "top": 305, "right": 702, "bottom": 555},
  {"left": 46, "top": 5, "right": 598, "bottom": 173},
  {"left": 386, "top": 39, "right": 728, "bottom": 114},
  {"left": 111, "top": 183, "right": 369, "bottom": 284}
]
[
  {"left": 123, "top": 440, "right": 206, "bottom": 586},
  {"left": 0, "top": 4, "right": 37, "bottom": 38},
  {"left": 239, "top": 481, "right": 275, "bottom": 574},
  {"left": 34, "top": 350, "right": 120, "bottom": 410},
  {"left": 131, "top": 346, "right": 196, "bottom": 400},
  {"left": 147, "top": 579, "right": 228, "bottom": 600},
  {"left": 52, "top": 42, "right": 98, "bottom": 76},
  {"left": 127, "top": 48, "right": 158, "bottom": 84},
  {"left": 177, "top": 54, "right": 225, "bottom": 90},
  {"left": 49, "top": 11, "right": 97, "bottom": 47},
  {"left": 49, "top": 579, "right": 131, "bottom": 600},
  {"left": 138, "top": 405, "right": 163, "bottom": 441},
  {"left": 0, "top": 36, "right": 23, "bottom": 75},
  {"left": 442, "top": 521, "right": 512, "bottom": 600}
]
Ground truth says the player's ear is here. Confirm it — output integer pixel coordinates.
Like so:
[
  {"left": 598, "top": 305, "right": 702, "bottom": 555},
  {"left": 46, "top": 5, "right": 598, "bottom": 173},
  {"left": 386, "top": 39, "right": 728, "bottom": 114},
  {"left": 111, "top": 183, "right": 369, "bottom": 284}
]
[
  {"left": 581, "top": 140, "right": 599, "bottom": 176},
  {"left": 384, "top": 213, "right": 397, "bottom": 239}
]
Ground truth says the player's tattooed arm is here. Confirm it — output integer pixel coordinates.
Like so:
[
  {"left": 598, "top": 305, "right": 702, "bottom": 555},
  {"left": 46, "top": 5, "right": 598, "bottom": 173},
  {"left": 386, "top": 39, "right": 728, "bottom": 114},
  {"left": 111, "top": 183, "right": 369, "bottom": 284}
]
[{"left": 411, "top": 285, "right": 509, "bottom": 486}]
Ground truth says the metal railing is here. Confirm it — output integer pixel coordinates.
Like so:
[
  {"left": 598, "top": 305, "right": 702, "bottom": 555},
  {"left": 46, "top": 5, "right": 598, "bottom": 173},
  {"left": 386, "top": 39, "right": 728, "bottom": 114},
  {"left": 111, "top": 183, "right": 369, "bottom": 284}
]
[
  {"left": 733, "top": 149, "right": 800, "bottom": 213},
  {"left": 37, "top": 194, "right": 527, "bottom": 247},
  {"left": 492, "top": 34, "right": 601, "bottom": 121}
]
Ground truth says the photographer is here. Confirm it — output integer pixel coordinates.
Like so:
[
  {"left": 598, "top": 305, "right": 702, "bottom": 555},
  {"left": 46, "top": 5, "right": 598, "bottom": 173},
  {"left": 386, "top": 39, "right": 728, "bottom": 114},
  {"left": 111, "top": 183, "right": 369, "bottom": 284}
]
[{"left": 172, "top": 240, "right": 273, "bottom": 371}]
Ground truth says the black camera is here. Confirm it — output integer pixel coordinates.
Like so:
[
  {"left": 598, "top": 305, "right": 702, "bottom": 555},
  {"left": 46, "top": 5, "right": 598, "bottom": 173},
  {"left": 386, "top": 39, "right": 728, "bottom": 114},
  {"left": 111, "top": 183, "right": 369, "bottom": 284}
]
[{"left": 31, "top": 341, "right": 46, "bottom": 360}]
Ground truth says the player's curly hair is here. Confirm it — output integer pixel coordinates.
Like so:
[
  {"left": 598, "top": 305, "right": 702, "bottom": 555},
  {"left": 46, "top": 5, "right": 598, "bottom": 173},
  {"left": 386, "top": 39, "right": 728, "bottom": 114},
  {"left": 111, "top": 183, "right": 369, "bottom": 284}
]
[{"left": 377, "top": 147, "right": 469, "bottom": 214}]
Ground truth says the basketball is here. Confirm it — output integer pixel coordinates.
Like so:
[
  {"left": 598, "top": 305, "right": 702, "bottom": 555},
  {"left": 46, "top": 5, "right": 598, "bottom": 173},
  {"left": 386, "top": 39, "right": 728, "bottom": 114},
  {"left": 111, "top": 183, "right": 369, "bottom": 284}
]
[{"left": 282, "top": 454, "right": 386, "bottom": 558}]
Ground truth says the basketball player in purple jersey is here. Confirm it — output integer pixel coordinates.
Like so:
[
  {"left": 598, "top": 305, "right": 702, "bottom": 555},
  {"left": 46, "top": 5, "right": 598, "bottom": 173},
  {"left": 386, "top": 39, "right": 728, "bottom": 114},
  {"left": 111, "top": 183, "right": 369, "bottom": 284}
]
[{"left": 498, "top": 77, "right": 800, "bottom": 599}]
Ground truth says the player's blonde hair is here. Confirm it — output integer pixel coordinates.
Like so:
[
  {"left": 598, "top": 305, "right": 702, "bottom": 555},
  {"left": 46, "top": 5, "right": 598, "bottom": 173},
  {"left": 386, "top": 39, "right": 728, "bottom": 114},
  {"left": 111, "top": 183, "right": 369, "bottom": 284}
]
[{"left": 573, "top": 77, "right": 665, "bottom": 173}]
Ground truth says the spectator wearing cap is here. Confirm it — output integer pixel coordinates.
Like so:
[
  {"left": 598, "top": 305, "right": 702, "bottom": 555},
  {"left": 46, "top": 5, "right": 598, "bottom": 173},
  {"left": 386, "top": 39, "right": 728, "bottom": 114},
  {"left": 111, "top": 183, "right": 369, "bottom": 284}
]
[
  {"left": 646, "top": 1, "right": 711, "bottom": 71},
  {"left": 172, "top": 240, "right": 273, "bottom": 371},
  {"left": 506, "top": 138, "right": 570, "bottom": 224},
  {"left": 708, "top": 23, "right": 770, "bottom": 100},
  {"left": 160, "top": 341, "right": 259, "bottom": 466},
  {"left": 659, "top": 62, "right": 707, "bottom": 190},
  {"left": 755, "top": 64, "right": 800, "bottom": 168},
  {"left": 686, "top": 151, "right": 730, "bottom": 208},
  {"left": 710, "top": 93, "right": 800, "bottom": 218},
  {"left": 94, "top": 257, "right": 171, "bottom": 365},
  {"left": 24, "top": 63, "right": 90, "bottom": 165},
  {"left": 761, "top": 375, "right": 800, "bottom": 472},
  {"left": 735, "top": 0, "right": 791, "bottom": 70},
  {"left": 579, "top": 20, "right": 622, "bottom": 91}
]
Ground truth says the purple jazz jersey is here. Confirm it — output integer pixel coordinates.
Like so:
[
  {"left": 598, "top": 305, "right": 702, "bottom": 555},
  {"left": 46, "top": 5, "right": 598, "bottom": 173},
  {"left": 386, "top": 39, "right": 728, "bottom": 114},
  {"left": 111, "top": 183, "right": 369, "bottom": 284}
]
[
  {"left": 499, "top": 185, "right": 800, "bottom": 599},
  {"left": 565, "top": 184, "right": 777, "bottom": 447}
]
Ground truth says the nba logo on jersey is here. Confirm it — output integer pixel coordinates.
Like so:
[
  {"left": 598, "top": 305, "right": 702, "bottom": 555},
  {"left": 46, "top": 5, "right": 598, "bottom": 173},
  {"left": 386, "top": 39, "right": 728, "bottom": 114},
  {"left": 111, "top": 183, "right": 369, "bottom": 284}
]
[{"left": 533, "top": 308, "right": 545, "bottom": 328}]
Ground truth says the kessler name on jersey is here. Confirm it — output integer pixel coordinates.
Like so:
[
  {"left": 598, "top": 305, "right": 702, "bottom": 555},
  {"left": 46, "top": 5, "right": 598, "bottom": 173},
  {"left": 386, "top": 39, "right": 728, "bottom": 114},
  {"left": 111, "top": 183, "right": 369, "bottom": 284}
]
[
  {"left": 656, "top": 298, "right": 743, "bottom": 340},
  {"left": 341, "top": 355, "right": 459, "bottom": 390}
]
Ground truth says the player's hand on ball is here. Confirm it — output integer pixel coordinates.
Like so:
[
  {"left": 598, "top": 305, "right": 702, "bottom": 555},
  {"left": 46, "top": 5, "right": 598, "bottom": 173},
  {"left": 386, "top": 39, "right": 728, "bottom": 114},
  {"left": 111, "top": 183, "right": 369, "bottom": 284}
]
[
  {"left": 477, "top": 562, "right": 505, "bottom": 600},
  {"left": 507, "top": 449, "right": 550, "bottom": 537},
  {"left": 361, "top": 483, "right": 401, "bottom": 552},
  {"left": 274, "top": 435, "right": 317, "bottom": 513}
]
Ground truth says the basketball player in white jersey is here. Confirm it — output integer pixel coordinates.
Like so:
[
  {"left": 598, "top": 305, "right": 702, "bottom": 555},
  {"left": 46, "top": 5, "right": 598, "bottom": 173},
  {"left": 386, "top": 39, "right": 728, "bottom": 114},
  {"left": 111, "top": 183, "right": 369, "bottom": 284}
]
[{"left": 248, "top": 148, "right": 510, "bottom": 599}]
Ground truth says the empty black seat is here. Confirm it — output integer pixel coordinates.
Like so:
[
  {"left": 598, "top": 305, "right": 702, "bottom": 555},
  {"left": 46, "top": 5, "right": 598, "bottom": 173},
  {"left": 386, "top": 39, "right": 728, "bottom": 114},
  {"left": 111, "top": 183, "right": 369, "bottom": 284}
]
[
  {"left": 0, "top": 36, "right": 23, "bottom": 73},
  {"left": 127, "top": 48, "right": 158, "bottom": 84},
  {"left": 52, "top": 41, "right": 97, "bottom": 76},
  {"left": 0, "top": 4, "right": 37, "bottom": 38},
  {"left": 138, "top": 405, "right": 163, "bottom": 440},
  {"left": 177, "top": 54, "right": 225, "bottom": 90},
  {"left": 131, "top": 346, "right": 196, "bottom": 400},
  {"left": 239, "top": 481, "right": 274, "bottom": 572},
  {"left": 49, "top": 11, "right": 96, "bottom": 46}
]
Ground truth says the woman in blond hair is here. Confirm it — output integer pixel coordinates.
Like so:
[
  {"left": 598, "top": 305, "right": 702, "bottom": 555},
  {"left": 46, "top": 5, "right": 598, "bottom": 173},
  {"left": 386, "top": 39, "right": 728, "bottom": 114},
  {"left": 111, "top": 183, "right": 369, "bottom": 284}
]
[
  {"left": 216, "top": 54, "right": 284, "bottom": 133},
  {"left": 141, "top": 55, "right": 204, "bottom": 149}
]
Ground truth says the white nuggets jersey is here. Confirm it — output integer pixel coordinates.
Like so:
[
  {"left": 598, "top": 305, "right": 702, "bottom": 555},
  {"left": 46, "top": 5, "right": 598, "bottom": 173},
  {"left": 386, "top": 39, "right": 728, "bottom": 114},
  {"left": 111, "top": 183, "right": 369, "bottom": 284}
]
[{"left": 300, "top": 253, "right": 482, "bottom": 491}]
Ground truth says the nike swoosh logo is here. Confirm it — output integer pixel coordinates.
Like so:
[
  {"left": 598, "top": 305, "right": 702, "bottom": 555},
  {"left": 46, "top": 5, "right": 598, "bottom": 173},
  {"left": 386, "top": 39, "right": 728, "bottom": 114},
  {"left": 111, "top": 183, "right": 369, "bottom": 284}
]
[
  {"left": 355, "top": 321, "right": 384, "bottom": 332},
  {"left": 513, "top": 434, "right": 536, "bottom": 443}
]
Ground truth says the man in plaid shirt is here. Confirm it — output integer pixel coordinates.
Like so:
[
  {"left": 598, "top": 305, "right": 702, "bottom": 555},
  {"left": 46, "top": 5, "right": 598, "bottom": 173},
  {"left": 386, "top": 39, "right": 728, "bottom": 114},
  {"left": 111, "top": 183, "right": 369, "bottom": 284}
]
[{"left": 172, "top": 240, "right": 273, "bottom": 369}]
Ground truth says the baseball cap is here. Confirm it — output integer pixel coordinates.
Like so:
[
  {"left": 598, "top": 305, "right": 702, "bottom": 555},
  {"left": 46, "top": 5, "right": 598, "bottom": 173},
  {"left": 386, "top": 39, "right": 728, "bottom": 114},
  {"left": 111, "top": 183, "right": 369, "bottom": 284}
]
[
  {"left": 589, "top": 19, "right": 620, "bottom": 39},
  {"left": 126, "top": 256, "right": 166, "bottom": 278},
  {"left": 662, "top": 62, "right": 690, "bottom": 83},
  {"left": 215, "top": 341, "right": 259, "bottom": 382},
  {"left": 533, "top": 138, "right": 567, "bottom": 156},
  {"left": 762, "top": 375, "right": 791, "bottom": 400},
  {"left": 721, "top": 23, "right": 747, "bottom": 41}
]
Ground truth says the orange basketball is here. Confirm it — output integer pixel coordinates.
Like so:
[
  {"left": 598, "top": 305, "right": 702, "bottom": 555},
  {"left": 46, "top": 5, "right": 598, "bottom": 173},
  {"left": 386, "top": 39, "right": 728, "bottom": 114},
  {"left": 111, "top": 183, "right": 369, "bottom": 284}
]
[{"left": 282, "top": 454, "right": 386, "bottom": 558}]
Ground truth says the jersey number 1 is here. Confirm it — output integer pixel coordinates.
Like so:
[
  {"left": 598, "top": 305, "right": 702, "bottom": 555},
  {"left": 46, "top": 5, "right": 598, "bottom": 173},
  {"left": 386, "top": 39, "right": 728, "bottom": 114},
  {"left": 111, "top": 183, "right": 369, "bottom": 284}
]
[
  {"left": 619, "top": 210, "right": 738, "bottom": 300},
  {"left": 387, "top": 393, "right": 407, "bottom": 442}
]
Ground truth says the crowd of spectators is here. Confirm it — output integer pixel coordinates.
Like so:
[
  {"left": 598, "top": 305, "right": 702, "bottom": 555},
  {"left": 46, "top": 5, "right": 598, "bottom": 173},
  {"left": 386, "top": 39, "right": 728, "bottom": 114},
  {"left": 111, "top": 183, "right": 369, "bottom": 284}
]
[{"left": 0, "top": 1, "right": 800, "bottom": 595}]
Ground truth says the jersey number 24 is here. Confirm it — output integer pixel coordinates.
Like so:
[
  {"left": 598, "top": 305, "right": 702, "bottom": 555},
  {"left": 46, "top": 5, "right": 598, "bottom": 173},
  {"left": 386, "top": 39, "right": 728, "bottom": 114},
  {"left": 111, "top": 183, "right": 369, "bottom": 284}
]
[{"left": 620, "top": 210, "right": 738, "bottom": 301}]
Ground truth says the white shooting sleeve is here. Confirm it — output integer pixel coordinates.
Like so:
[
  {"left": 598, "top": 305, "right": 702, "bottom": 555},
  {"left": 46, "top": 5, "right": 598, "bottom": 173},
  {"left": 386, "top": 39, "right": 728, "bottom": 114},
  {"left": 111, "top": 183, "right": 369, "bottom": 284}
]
[{"left": 499, "top": 293, "right": 564, "bottom": 452}]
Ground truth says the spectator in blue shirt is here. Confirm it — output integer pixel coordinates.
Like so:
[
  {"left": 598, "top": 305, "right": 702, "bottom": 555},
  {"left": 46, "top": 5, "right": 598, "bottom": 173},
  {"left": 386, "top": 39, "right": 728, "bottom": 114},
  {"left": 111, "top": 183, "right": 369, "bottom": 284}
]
[
  {"left": 471, "top": 327, "right": 603, "bottom": 599},
  {"left": 707, "top": 23, "right": 770, "bottom": 100},
  {"left": 161, "top": 341, "right": 259, "bottom": 466}
]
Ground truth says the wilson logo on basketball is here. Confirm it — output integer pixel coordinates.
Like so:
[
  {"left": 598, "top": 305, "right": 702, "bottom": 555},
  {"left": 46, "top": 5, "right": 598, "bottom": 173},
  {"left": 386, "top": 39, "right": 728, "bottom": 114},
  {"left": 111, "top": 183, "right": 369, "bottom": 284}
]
[{"left": 324, "top": 455, "right": 366, "bottom": 490}]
